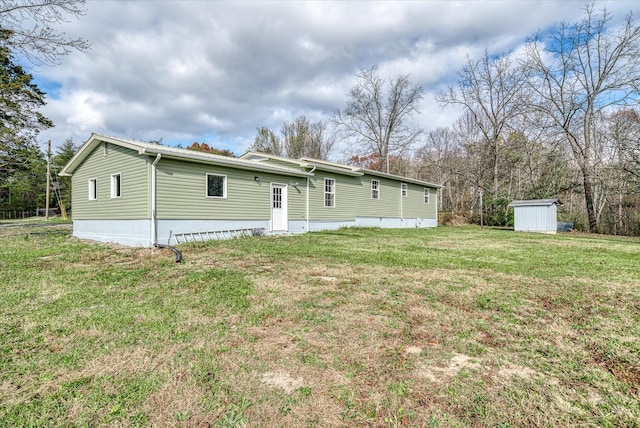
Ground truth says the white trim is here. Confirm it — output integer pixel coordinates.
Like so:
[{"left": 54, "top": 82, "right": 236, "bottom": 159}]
[
  {"left": 88, "top": 178, "right": 98, "bottom": 200},
  {"left": 324, "top": 177, "right": 335, "bottom": 208},
  {"left": 371, "top": 179, "right": 380, "bottom": 200},
  {"left": 110, "top": 173, "right": 122, "bottom": 198},
  {"left": 151, "top": 153, "right": 161, "bottom": 246},
  {"left": 270, "top": 182, "right": 288, "bottom": 231},
  {"left": 205, "top": 173, "right": 227, "bottom": 199}
]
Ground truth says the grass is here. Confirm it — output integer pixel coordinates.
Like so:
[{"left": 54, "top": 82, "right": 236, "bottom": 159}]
[{"left": 0, "top": 225, "right": 639, "bottom": 427}]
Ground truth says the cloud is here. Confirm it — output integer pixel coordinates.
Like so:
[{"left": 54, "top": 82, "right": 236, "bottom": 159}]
[{"left": 33, "top": 0, "right": 637, "bottom": 156}]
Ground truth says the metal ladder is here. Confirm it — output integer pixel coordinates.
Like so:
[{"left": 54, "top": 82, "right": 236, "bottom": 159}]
[{"left": 173, "top": 228, "right": 264, "bottom": 244}]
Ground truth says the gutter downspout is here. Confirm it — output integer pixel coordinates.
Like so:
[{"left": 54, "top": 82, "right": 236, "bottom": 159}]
[
  {"left": 400, "top": 185, "right": 404, "bottom": 226},
  {"left": 435, "top": 188, "right": 438, "bottom": 226},
  {"left": 306, "top": 166, "right": 316, "bottom": 232},
  {"left": 151, "top": 153, "right": 161, "bottom": 246}
]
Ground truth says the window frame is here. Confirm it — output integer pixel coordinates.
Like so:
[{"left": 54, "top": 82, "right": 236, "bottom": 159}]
[
  {"left": 324, "top": 177, "right": 335, "bottom": 208},
  {"left": 371, "top": 179, "right": 380, "bottom": 200},
  {"left": 424, "top": 188, "right": 430, "bottom": 204},
  {"left": 88, "top": 178, "right": 98, "bottom": 200},
  {"left": 401, "top": 183, "right": 408, "bottom": 197},
  {"left": 110, "top": 173, "right": 122, "bottom": 199},
  {"left": 205, "top": 173, "right": 227, "bottom": 199}
]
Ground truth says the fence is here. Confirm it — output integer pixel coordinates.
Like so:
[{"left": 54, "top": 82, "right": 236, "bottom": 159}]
[
  {"left": 0, "top": 209, "right": 61, "bottom": 220},
  {"left": 1, "top": 210, "right": 35, "bottom": 220}
]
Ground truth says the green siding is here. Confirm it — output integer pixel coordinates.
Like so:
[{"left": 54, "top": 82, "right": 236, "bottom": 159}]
[
  {"left": 69, "top": 140, "right": 437, "bottom": 224},
  {"left": 355, "top": 175, "right": 403, "bottom": 218},
  {"left": 308, "top": 173, "right": 359, "bottom": 221},
  {"left": 70, "top": 143, "right": 150, "bottom": 219},
  {"left": 307, "top": 172, "right": 438, "bottom": 221},
  {"left": 402, "top": 184, "right": 437, "bottom": 219},
  {"left": 156, "top": 158, "right": 307, "bottom": 220}
]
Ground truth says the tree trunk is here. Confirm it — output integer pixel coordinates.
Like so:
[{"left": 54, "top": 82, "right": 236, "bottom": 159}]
[{"left": 582, "top": 167, "right": 599, "bottom": 233}]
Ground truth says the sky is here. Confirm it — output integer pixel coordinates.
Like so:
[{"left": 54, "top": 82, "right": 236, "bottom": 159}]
[{"left": 30, "top": 0, "right": 639, "bottom": 159}]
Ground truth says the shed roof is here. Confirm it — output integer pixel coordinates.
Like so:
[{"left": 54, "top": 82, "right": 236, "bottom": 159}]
[{"left": 508, "top": 199, "right": 562, "bottom": 207}]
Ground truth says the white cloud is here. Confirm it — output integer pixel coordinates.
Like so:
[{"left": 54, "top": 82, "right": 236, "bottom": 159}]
[{"left": 31, "top": 0, "right": 638, "bottom": 156}]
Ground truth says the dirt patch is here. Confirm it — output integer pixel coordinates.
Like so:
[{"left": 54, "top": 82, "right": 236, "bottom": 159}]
[
  {"left": 418, "top": 353, "right": 483, "bottom": 382},
  {"left": 262, "top": 371, "right": 304, "bottom": 394},
  {"left": 404, "top": 346, "right": 423, "bottom": 355},
  {"left": 496, "top": 361, "right": 537, "bottom": 379},
  {"left": 592, "top": 352, "right": 640, "bottom": 387},
  {"left": 310, "top": 276, "right": 338, "bottom": 282}
]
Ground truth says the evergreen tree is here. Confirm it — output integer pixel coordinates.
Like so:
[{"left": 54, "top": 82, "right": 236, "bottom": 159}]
[
  {"left": 0, "top": 28, "right": 51, "bottom": 213},
  {"left": 52, "top": 138, "right": 78, "bottom": 211}
]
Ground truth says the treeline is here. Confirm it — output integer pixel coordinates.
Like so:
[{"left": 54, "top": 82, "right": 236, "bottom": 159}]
[
  {"left": 3, "top": 2, "right": 639, "bottom": 235},
  {"left": 0, "top": 138, "right": 76, "bottom": 216},
  {"left": 414, "top": 4, "right": 640, "bottom": 236},
  {"left": 248, "top": 4, "right": 640, "bottom": 236}
]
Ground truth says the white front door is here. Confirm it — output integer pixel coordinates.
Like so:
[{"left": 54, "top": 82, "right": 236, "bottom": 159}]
[{"left": 271, "top": 183, "right": 288, "bottom": 231}]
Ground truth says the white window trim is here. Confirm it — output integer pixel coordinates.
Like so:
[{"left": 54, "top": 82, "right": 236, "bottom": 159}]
[
  {"left": 401, "top": 183, "right": 408, "bottom": 197},
  {"left": 110, "top": 173, "right": 122, "bottom": 199},
  {"left": 88, "top": 178, "right": 97, "bottom": 200},
  {"left": 371, "top": 179, "right": 380, "bottom": 200},
  {"left": 205, "top": 173, "right": 227, "bottom": 199},
  {"left": 324, "top": 177, "right": 335, "bottom": 208},
  {"left": 424, "top": 188, "right": 430, "bottom": 204}
]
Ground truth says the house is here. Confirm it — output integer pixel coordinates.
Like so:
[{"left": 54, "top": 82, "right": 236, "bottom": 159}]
[
  {"left": 508, "top": 199, "right": 562, "bottom": 234},
  {"left": 59, "top": 133, "right": 442, "bottom": 247}
]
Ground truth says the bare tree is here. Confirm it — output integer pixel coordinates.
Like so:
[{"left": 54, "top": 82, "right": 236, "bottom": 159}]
[
  {"left": 417, "top": 126, "right": 463, "bottom": 212},
  {"left": 438, "top": 50, "right": 527, "bottom": 196},
  {"left": 250, "top": 117, "right": 336, "bottom": 160},
  {"left": 609, "top": 109, "right": 640, "bottom": 185},
  {"left": 333, "top": 65, "right": 424, "bottom": 173},
  {"left": 307, "top": 119, "right": 336, "bottom": 160},
  {"left": 0, "top": 0, "right": 90, "bottom": 65},
  {"left": 523, "top": 3, "right": 640, "bottom": 233},
  {"left": 602, "top": 109, "right": 640, "bottom": 234},
  {"left": 249, "top": 126, "right": 282, "bottom": 156}
]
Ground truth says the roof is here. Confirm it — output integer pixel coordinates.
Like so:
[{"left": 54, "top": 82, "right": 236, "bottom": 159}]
[
  {"left": 59, "top": 134, "right": 314, "bottom": 178},
  {"left": 61, "top": 134, "right": 443, "bottom": 189},
  {"left": 241, "top": 152, "right": 442, "bottom": 187},
  {"left": 508, "top": 199, "right": 562, "bottom": 207},
  {"left": 355, "top": 166, "right": 442, "bottom": 189}
]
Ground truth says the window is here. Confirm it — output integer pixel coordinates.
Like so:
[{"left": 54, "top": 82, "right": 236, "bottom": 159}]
[
  {"left": 324, "top": 178, "right": 335, "bottom": 208},
  {"left": 272, "top": 186, "right": 282, "bottom": 208},
  {"left": 111, "top": 173, "right": 121, "bottom": 198},
  {"left": 401, "top": 183, "right": 408, "bottom": 197},
  {"left": 206, "top": 173, "right": 226, "bottom": 198},
  {"left": 424, "top": 188, "right": 430, "bottom": 204},
  {"left": 103, "top": 142, "right": 108, "bottom": 156},
  {"left": 371, "top": 179, "right": 379, "bottom": 199},
  {"left": 88, "top": 178, "right": 97, "bottom": 200}
]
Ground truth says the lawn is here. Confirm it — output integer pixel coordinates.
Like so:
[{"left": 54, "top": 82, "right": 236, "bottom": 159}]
[{"left": 0, "top": 225, "right": 638, "bottom": 427}]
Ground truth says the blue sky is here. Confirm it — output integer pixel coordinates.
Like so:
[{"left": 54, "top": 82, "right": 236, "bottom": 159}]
[{"left": 28, "top": 0, "right": 639, "bottom": 158}]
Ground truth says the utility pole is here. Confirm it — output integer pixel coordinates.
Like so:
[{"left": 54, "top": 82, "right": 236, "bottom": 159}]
[
  {"left": 479, "top": 188, "right": 484, "bottom": 230},
  {"left": 45, "top": 140, "right": 51, "bottom": 221}
]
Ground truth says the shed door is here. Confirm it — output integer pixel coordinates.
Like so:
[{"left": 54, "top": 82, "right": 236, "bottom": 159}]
[{"left": 271, "top": 184, "right": 288, "bottom": 231}]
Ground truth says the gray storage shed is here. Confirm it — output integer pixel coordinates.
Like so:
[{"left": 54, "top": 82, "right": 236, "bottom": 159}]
[{"left": 508, "top": 199, "right": 562, "bottom": 234}]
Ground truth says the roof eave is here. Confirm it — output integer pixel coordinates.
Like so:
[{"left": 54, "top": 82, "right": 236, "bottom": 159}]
[
  {"left": 308, "top": 163, "right": 364, "bottom": 177},
  {"left": 359, "top": 168, "right": 443, "bottom": 188},
  {"left": 139, "top": 147, "right": 314, "bottom": 177}
]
